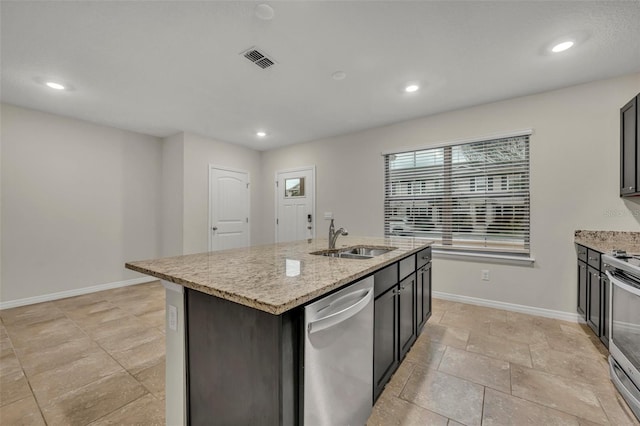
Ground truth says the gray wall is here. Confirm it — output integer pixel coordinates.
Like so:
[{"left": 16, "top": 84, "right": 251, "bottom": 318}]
[
  {"left": 261, "top": 73, "right": 640, "bottom": 314},
  {"left": 1, "top": 104, "right": 162, "bottom": 302}
]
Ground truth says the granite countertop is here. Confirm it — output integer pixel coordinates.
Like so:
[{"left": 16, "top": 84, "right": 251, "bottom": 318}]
[
  {"left": 126, "top": 236, "right": 432, "bottom": 315},
  {"left": 574, "top": 230, "right": 640, "bottom": 254}
]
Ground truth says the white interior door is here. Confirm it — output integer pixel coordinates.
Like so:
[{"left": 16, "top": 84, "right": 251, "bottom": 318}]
[
  {"left": 209, "top": 166, "right": 249, "bottom": 251},
  {"left": 276, "top": 167, "right": 315, "bottom": 243}
]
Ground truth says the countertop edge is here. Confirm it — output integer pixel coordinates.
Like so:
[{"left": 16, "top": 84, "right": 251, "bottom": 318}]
[{"left": 126, "top": 242, "right": 431, "bottom": 315}]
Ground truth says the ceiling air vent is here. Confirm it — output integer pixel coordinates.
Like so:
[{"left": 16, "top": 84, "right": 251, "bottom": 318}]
[{"left": 241, "top": 47, "right": 276, "bottom": 69}]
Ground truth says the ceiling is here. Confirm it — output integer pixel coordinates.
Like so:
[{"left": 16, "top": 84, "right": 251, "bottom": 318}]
[{"left": 2, "top": 1, "right": 640, "bottom": 151}]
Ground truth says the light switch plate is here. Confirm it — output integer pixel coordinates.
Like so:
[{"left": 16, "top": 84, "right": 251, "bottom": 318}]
[
  {"left": 168, "top": 304, "right": 178, "bottom": 330},
  {"left": 324, "top": 212, "right": 333, "bottom": 219}
]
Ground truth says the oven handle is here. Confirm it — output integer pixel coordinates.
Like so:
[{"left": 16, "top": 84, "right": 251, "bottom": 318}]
[{"left": 606, "top": 270, "right": 640, "bottom": 296}]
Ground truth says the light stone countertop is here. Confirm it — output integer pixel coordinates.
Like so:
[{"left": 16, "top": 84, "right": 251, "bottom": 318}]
[
  {"left": 126, "top": 236, "right": 432, "bottom": 315},
  {"left": 574, "top": 230, "right": 640, "bottom": 254}
]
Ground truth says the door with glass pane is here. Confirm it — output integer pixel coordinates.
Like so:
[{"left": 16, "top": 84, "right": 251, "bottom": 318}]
[{"left": 276, "top": 167, "right": 315, "bottom": 242}]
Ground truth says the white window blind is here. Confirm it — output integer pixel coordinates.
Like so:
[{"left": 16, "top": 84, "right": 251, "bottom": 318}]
[{"left": 384, "top": 134, "right": 530, "bottom": 254}]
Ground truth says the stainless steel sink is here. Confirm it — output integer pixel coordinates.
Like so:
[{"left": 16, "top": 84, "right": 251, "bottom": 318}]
[
  {"left": 310, "top": 246, "right": 397, "bottom": 259},
  {"left": 341, "top": 247, "right": 394, "bottom": 257}
]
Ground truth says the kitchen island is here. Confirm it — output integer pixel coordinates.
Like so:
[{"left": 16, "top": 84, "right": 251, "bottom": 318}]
[{"left": 126, "top": 236, "right": 432, "bottom": 425}]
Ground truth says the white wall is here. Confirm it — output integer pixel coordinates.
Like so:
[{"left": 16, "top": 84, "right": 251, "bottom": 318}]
[
  {"left": 261, "top": 73, "right": 640, "bottom": 314},
  {"left": 181, "top": 132, "right": 264, "bottom": 254},
  {"left": 1, "top": 104, "right": 162, "bottom": 303},
  {"left": 161, "top": 133, "right": 184, "bottom": 257}
]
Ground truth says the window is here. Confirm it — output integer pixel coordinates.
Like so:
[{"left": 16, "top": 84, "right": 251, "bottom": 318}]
[{"left": 384, "top": 134, "right": 530, "bottom": 255}]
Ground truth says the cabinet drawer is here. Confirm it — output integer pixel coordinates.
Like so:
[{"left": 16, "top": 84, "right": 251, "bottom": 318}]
[
  {"left": 587, "top": 249, "right": 601, "bottom": 270},
  {"left": 374, "top": 263, "right": 398, "bottom": 298},
  {"left": 576, "top": 244, "right": 587, "bottom": 263},
  {"left": 399, "top": 255, "right": 415, "bottom": 281},
  {"left": 417, "top": 247, "right": 432, "bottom": 269}
]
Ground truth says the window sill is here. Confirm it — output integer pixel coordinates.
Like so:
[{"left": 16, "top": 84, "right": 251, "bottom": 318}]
[{"left": 433, "top": 249, "right": 535, "bottom": 266}]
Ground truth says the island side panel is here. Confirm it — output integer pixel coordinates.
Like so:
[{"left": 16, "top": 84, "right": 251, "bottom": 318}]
[{"left": 186, "top": 288, "right": 299, "bottom": 426}]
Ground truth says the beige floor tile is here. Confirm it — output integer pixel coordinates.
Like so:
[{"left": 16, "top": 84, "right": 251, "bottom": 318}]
[
  {"left": 115, "top": 296, "right": 165, "bottom": 317},
  {"left": 88, "top": 393, "right": 164, "bottom": 426},
  {"left": 108, "top": 332, "right": 165, "bottom": 375},
  {"left": 137, "top": 309, "right": 165, "bottom": 328},
  {"left": 543, "top": 330, "right": 608, "bottom": 361},
  {"left": 0, "top": 302, "right": 66, "bottom": 329},
  {"left": 86, "top": 316, "right": 152, "bottom": 342},
  {"left": 439, "top": 310, "right": 491, "bottom": 334},
  {"left": 97, "top": 325, "right": 163, "bottom": 351},
  {"left": 400, "top": 366, "right": 484, "bottom": 426},
  {"left": 383, "top": 359, "right": 417, "bottom": 397},
  {"left": 457, "top": 304, "right": 508, "bottom": 322},
  {"left": 447, "top": 421, "right": 465, "bottom": 426},
  {"left": 590, "top": 380, "right": 640, "bottom": 426},
  {"left": 482, "top": 388, "right": 580, "bottom": 425},
  {"left": 134, "top": 357, "right": 165, "bottom": 397},
  {"left": 0, "top": 369, "right": 32, "bottom": 407},
  {"left": 40, "top": 371, "right": 147, "bottom": 425},
  {"left": 59, "top": 299, "right": 116, "bottom": 320},
  {"left": 53, "top": 293, "right": 107, "bottom": 311},
  {"left": 69, "top": 305, "right": 131, "bottom": 332},
  {"left": 0, "top": 395, "right": 46, "bottom": 425},
  {"left": 0, "top": 350, "right": 23, "bottom": 377},
  {"left": 423, "top": 322, "right": 470, "bottom": 349},
  {"left": 367, "top": 393, "right": 448, "bottom": 426},
  {"left": 14, "top": 337, "right": 98, "bottom": 377},
  {"left": 6, "top": 317, "right": 86, "bottom": 351},
  {"left": 438, "top": 346, "right": 511, "bottom": 393},
  {"left": 466, "top": 331, "right": 533, "bottom": 368},
  {"left": 529, "top": 342, "right": 610, "bottom": 386},
  {"left": 489, "top": 319, "right": 548, "bottom": 345},
  {"left": 404, "top": 335, "right": 446, "bottom": 370},
  {"left": 29, "top": 349, "right": 123, "bottom": 404},
  {"left": 510, "top": 364, "right": 608, "bottom": 424}
]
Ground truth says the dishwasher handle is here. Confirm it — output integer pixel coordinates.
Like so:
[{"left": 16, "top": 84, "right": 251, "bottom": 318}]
[{"left": 307, "top": 288, "right": 373, "bottom": 334}]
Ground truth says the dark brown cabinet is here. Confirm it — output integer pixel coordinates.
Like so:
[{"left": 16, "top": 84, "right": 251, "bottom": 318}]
[
  {"left": 373, "top": 284, "right": 398, "bottom": 401},
  {"left": 575, "top": 244, "right": 609, "bottom": 349},
  {"left": 587, "top": 266, "right": 601, "bottom": 335},
  {"left": 600, "top": 271, "right": 610, "bottom": 348},
  {"left": 417, "top": 263, "right": 432, "bottom": 332},
  {"left": 373, "top": 246, "right": 432, "bottom": 402},
  {"left": 620, "top": 93, "right": 639, "bottom": 197},
  {"left": 398, "top": 272, "right": 417, "bottom": 360},
  {"left": 577, "top": 260, "right": 587, "bottom": 318}
]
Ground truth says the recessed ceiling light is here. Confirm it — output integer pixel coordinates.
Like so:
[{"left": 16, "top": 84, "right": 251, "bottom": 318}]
[
  {"left": 405, "top": 84, "right": 419, "bottom": 93},
  {"left": 332, "top": 71, "right": 346, "bottom": 81},
  {"left": 551, "top": 41, "right": 574, "bottom": 53},
  {"left": 256, "top": 131, "right": 267, "bottom": 137},
  {"left": 255, "top": 4, "right": 274, "bottom": 20},
  {"left": 45, "top": 81, "right": 65, "bottom": 90}
]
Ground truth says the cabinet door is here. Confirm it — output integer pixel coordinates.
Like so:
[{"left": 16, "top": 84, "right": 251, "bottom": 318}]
[
  {"left": 373, "top": 287, "right": 398, "bottom": 402},
  {"left": 417, "top": 263, "right": 432, "bottom": 332},
  {"left": 600, "top": 272, "right": 610, "bottom": 348},
  {"left": 620, "top": 96, "right": 637, "bottom": 196},
  {"left": 577, "top": 261, "right": 587, "bottom": 318},
  {"left": 587, "top": 266, "right": 601, "bottom": 336},
  {"left": 398, "top": 272, "right": 417, "bottom": 360}
]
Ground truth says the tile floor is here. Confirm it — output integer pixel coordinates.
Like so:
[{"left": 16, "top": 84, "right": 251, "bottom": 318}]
[{"left": 1, "top": 282, "right": 638, "bottom": 425}]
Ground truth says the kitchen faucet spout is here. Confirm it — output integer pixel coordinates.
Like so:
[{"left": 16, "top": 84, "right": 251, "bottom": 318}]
[{"left": 328, "top": 219, "right": 348, "bottom": 249}]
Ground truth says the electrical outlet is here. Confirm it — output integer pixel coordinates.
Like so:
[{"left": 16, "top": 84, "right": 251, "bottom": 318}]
[
  {"left": 168, "top": 305, "right": 178, "bottom": 331},
  {"left": 481, "top": 270, "right": 490, "bottom": 281},
  {"left": 324, "top": 212, "right": 333, "bottom": 220}
]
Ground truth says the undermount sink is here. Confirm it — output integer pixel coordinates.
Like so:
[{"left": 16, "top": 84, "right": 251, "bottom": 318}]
[{"left": 310, "top": 246, "right": 397, "bottom": 260}]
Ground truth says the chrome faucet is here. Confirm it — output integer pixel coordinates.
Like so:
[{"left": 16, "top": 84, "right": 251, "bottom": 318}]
[{"left": 328, "top": 219, "right": 348, "bottom": 249}]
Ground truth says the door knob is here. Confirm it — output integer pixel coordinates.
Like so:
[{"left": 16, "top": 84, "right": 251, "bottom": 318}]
[
  {"left": 212, "top": 227, "right": 218, "bottom": 231},
  {"left": 307, "top": 226, "right": 312, "bottom": 230}
]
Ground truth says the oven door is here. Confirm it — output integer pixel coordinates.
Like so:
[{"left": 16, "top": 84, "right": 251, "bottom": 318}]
[{"left": 607, "top": 270, "right": 640, "bottom": 404}]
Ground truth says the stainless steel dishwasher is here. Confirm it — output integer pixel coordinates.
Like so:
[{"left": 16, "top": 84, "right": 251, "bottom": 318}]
[{"left": 304, "top": 276, "right": 374, "bottom": 426}]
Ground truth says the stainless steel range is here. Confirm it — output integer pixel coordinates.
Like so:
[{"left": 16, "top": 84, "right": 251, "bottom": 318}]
[{"left": 603, "top": 250, "right": 640, "bottom": 421}]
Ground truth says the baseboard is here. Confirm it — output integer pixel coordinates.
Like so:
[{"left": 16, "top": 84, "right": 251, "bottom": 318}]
[
  {"left": 0, "top": 277, "right": 157, "bottom": 310},
  {"left": 433, "top": 291, "right": 582, "bottom": 323}
]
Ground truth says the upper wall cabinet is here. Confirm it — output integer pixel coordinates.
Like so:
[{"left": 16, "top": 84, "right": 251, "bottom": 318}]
[{"left": 620, "top": 93, "right": 640, "bottom": 197}]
